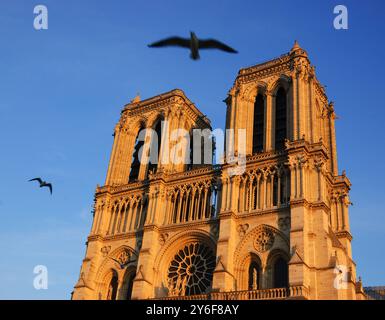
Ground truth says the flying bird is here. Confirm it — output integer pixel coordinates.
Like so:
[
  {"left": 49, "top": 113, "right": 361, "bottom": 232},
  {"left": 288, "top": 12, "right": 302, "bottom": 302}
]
[
  {"left": 148, "top": 31, "right": 238, "bottom": 60},
  {"left": 28, "top": 177, "right": 52, "bottom": 194}
]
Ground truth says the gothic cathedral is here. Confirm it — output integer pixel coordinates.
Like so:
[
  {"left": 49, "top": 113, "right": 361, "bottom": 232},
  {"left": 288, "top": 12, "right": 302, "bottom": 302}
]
[{"left": 72, "top": 42, "right": 366, "bottom": 300}]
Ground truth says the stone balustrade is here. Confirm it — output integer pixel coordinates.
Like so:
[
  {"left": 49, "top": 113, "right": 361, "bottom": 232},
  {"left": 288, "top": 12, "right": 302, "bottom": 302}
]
[{"left": 157, "top": 286, "right": 309, "bottom": 300}]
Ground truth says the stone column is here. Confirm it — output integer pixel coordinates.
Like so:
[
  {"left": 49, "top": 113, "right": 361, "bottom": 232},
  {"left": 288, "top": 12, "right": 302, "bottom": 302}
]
[
  {"left": 308, "top": 75, "right": 316, "bottom": 143},
  {"left": 292, "top": 75, "right": 299, "bottom": 140},
  {"left": 328, "top": 104, "right": 339, "bottom": 176},
  {"left": 98, "top": 199, "right": 111, "bottom": 236},
  {"left": 105, "top": 125, "right": 120, "bottom": 185},
  {"left": 226, "top": 178, "right": 232, "bottom": 211},
  {"left": 270, "top": 172, "right": 275, "bottom": 207},
  {"left": 262, "top": 172, "right": 268, "bottom": 209},
  {"left": 189, "top": 189, "right": 196, "bottom": 220},
  {"left": 277, "top": 172, "right": 281, "bottom": 206},
  {"left": 341, "top": 193, "right": 350, "bottom": 232},
  {"left": 248, "top": 177, "right": 254, "bottom": 211},
  {"left": 289, "top": 162, "right": 297, "bottom": 200},
  {"left": 256, "top": 174, "right": 261, "bottom": 209},
  {"left": 231, "top": 176, "right": 240, "bottom": 213},
  {"left": 90, "top": 205, "right": 98, "bottom": 235}
]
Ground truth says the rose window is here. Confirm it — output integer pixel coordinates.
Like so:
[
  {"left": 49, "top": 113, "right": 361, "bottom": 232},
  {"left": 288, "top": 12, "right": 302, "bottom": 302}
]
[
  {"left": 167, "top": 242, "right": 215, "bottom": 296},
  {"left": 254, "top": 229, "right": 275, "bottom": 252}
]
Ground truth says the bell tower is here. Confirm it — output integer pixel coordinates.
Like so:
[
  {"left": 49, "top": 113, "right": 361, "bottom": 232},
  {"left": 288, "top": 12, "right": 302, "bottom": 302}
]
[
  {"left": 214, "top": 41, "right": 364, "bottom": 299},
  {"left": 105, "top": 89, "right": 211, "bottom": 186},
  {"left": 72, "top": 89, "right": 211, "bottom": 300}
]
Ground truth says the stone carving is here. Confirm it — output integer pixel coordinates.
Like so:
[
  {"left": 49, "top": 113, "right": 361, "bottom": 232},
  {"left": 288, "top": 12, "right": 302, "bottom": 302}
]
[
  {"left": 100, "top": 246, "right": 111, "bottom": 257},
  {"left": 254, "top": 228, "right": 275, "bottom": 252},
  {"left": 314, "top": 157, "right": 325, "bottom": 172},
  {"left": 159, "top": 233, "right": 169, "bottom": 246},
  {"left": 237, "top": 223, "right": 249, "bottom": 237},
  {"left": 117, "top": 250, "right": 131, "bottom": 265}
]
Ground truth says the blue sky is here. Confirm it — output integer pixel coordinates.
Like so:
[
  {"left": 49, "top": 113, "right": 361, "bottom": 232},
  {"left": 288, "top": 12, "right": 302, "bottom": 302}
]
[{"left": 0, "top": 0, "right": 384, "bottom": 299}]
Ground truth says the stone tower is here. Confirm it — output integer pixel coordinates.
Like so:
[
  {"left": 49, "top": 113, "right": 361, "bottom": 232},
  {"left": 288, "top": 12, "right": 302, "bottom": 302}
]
[{"left": 72, "top": 42, "right": 366, "bottom": 300}]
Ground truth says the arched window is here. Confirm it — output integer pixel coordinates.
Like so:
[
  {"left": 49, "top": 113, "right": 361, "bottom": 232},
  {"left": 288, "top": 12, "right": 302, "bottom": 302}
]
[
  {"left": 280, "top": 174, "right": 288, "bottom": 205},
  {"left": 116, "top": 203, "right": 126, "bottom": 234},
  {"left": 106, "top": 272, "right": 118, "bottom": 300},
  {"left": 185, "top": 192, "right": 191, "bottom": 222},
  {"left": 248, "top": 261, "right": 261, "bottom": 290},
  {"left": 129, "top": 128, "right": 145, "bottom": 181},
  {"left": 275, "top": 88, "right": 287, "bottom": 150},
  {"left": 189, "top": 129, "right": 214, "bottom": 169},
  {"left": 172, "top": 193, "right": 179, "bottom": 223},
  {"left": 273, "top": 257, "right": 288, "bottom": 288},
  {"left": 253, "top": 180, "right": 258, "bottom": 210},
  {"left": 273, "top": 175, "right": 278, "bottom": 206},
  {"left": 147, "top": 120, "right": 162, "bottom": 175},
  {"left": 253, "top": 94, "right": 265, "bottom": 153}
]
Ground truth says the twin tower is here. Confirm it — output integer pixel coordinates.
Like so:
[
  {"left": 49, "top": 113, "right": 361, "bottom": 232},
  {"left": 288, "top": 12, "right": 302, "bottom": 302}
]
[{"left": 72, "top": 42, "right": 366, "bottom": 300}]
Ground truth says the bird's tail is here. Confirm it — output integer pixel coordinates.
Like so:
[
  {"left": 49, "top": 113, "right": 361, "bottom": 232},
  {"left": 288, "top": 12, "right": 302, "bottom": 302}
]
[{"left": 190, "top": 53, "right": 200, "bottom": 60}]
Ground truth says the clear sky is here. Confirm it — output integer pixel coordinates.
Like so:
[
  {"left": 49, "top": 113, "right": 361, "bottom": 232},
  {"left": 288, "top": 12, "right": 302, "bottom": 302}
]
[{"left": 0, "top": 0, "right": 384, "bottom": 299}]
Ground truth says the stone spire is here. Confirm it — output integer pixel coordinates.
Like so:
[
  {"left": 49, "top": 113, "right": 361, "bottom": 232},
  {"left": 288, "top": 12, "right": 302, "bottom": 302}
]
[
  {"left": 290, "top": 39, "right": 308, "bottom": 57},
  {"left": 292, "top": 40, "right": 300, "bottom": 51}
]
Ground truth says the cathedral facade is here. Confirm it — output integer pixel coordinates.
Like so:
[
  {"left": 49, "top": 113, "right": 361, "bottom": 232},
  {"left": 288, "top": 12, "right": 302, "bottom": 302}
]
[{"left": 72, "top": 42, "right": 366, "bottom": 300}]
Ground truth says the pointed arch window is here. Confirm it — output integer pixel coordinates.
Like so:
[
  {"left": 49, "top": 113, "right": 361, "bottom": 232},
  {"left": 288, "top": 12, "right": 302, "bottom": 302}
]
[
  {"left": 273, "top": 257, "right": 288, "bottom": 288},
  {"left": 129, "top": 128, "right": 145, "bottom": 181},
  {"left": 275, "top": 88, "right": 287, "bottom": 150},
  {"left": 106, "top": 272, "right": 118, "bottom": 300},
  {"left": 147, "top": 120, "right": 162, "bottom": 175},
  {"left": 273, "top": 175, "right": 278, "bottom": 206},
  {"left": 252, "top": 94, "right": 265, "bottom": 153}
]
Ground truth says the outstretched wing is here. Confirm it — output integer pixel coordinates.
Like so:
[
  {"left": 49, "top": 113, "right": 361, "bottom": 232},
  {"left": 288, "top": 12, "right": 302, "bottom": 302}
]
[
  {"left": 44, "top": 183, "right": 53, "bottom": 194},
  {"left": 148, "top": 37, "right": 191, "bottom": 48},
  {"left": 199, "top": 39, "right": 238, "bottom": 53},
  {"left": 29, "top": 177, "right": 43, "bottom": 184}
]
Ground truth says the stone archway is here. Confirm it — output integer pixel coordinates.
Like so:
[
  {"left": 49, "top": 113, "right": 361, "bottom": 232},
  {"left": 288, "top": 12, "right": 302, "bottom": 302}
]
[
  {"left": 119, "top": 266, "right": 136, "bottom": 300},
  {"left": 234, "top": 224, "right": 289, "bottom": 290},
  {"left": 94, "top": 245, "right": 138, "bottom": 300},
  {"left": 153, "top": 230, "right": 217, "bottom": 298}
]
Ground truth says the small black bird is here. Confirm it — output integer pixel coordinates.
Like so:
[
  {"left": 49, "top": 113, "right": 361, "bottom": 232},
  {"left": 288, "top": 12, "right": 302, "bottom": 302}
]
[
  {"left": 148, "top": 31, "right": 238, "bottom": 60},
  {"left": 29, "top": 177, "right": 52, "bottom": 194}
]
